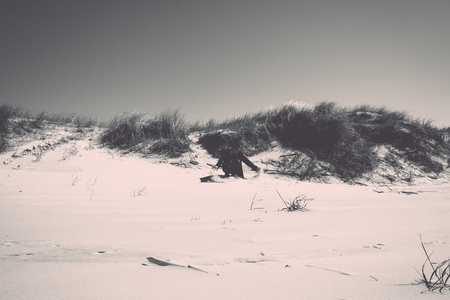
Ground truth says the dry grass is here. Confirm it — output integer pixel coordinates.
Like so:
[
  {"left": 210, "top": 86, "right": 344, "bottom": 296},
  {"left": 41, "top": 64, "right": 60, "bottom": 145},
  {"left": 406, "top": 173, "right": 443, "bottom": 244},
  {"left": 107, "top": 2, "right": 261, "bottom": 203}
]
[
  {"left": 100, "top": 109, "right": 191, "bottom": 157},
  {"left": 276, "top": 190, "right": 314, "bottom": 212},
  {"left": 416, "top": 236, "right": 450, "bottom": 293}
]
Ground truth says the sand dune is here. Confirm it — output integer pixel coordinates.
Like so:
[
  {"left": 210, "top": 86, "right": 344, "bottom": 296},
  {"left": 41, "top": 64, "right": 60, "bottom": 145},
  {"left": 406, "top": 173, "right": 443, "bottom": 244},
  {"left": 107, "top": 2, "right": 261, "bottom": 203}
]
[{"left": 1, "top": 132, "right": 449, "bottom": 299}]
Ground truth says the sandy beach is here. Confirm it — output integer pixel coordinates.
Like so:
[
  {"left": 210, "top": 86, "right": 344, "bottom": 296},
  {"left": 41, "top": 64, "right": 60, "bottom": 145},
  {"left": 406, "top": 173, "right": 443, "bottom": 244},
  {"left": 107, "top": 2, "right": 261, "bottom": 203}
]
[{"left": 1, "top": 135, "right": 449, "bottom": 300}]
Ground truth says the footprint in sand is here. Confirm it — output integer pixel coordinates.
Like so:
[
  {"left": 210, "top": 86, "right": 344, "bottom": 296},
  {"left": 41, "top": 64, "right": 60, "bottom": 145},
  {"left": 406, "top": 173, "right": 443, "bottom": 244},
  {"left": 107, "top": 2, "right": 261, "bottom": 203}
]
[{"left": 363, "top": 243, "right": 385, "bottom": 249}]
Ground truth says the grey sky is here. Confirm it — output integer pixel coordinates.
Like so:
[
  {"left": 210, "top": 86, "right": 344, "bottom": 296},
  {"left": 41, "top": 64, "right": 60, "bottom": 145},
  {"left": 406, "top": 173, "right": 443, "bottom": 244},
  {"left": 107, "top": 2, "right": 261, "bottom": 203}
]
[{"left": 1, "top": 0, "right": 449, "bottom": 126}]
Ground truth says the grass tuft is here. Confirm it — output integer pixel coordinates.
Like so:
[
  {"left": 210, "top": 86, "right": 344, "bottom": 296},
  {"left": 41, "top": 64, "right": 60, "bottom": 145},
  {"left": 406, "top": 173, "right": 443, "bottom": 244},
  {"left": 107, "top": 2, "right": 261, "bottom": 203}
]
[
  {"left": 416, "top": 236, "right": 450, "bottom": 293},
  {"left": 276, "top": 190, "right": 313, "bottom": 212},
  {"left": 100, "top": 109, "right": 191, "bottom": 158}
]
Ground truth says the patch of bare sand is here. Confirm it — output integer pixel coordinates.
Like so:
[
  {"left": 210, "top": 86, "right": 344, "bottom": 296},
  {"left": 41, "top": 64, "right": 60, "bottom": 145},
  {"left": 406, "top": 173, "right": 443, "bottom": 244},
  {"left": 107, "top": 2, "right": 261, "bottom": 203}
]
[{"left": 1, "top": 135, "right": 450, "bottom": 299}]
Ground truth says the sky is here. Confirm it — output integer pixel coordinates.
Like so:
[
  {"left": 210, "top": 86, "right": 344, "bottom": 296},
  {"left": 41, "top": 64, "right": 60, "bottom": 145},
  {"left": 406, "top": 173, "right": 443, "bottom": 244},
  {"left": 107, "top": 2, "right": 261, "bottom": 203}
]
[{"left": 1, "top": 0, "right": 449, "bottom": 126}]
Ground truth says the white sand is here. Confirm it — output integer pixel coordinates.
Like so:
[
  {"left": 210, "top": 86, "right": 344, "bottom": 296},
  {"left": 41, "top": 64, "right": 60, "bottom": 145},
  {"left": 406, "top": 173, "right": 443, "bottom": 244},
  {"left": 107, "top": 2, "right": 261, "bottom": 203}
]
[{"left": 1, "top": 136, "right": 449, "bottom": 299}]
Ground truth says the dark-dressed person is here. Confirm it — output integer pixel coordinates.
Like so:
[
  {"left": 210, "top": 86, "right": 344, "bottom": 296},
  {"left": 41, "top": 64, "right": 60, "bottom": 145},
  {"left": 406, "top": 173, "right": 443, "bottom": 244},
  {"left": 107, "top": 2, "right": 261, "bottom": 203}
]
[{"left": 213, "top": 148, "right": 259, "bottom": 178}]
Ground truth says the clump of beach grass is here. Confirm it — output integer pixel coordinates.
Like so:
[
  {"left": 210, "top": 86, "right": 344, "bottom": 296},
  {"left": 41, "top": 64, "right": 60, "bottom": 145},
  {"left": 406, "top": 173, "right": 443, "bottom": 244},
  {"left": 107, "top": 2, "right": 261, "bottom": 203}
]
[
  {"left": 100, "top": 109, "right": 191, "bottom": 158},
  {"left": 416, "top": 236, "right": 450, "bottom": 294},
  {"left": 276, "top": 190, "right": 313, "bottom": 212}
]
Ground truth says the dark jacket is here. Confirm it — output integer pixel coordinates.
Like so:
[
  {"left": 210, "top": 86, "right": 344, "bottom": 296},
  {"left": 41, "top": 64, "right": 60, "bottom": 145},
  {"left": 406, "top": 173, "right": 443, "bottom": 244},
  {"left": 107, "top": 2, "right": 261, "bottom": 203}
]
[{"left": 216, "top": 150, "right": 258, "bottom": 178}]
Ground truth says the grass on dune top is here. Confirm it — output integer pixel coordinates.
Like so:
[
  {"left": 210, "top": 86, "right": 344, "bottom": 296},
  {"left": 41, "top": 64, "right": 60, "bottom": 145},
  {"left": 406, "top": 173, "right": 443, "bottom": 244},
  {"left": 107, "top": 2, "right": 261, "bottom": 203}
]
[
  {"left": 100, "top": 109, "right": 191, "bottom": 158},
  {"left": 197, "top": 102, "right": 450, "bottom": 180},
  {"left": 1, "top": 102, "right": 449, "bottom": 181}
]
